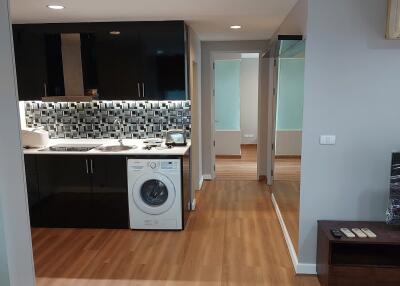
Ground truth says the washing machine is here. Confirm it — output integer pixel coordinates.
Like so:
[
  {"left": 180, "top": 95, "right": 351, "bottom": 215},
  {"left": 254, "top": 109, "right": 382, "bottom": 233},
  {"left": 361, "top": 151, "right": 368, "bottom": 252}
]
[{"left": 127, "top": 158, "right": 183, "bottom": 230}]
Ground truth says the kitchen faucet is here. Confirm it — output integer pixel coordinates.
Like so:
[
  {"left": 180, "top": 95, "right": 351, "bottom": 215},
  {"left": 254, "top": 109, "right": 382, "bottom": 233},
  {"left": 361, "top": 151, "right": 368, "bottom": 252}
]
[{"left": 114, "top": 119, "right": 123, "bottom": 139}]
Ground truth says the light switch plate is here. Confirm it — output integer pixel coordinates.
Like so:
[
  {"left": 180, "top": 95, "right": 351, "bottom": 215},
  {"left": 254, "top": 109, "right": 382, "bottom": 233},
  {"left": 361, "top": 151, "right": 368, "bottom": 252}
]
[
  {"left": 320, "top": 135, "right": 336, "bottom": 145},
  {"left": 244, "top": 134, "right": 255, "bottom": 138}
]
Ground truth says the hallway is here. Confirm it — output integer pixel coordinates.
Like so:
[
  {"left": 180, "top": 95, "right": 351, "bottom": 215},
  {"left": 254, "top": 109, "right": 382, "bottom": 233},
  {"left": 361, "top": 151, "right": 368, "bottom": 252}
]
[
  {"left": 32, "top": 180, "right": 319, "bottom": 286},
  {"left": 215, "top": 145, "right": 257, "bottom": 181}
]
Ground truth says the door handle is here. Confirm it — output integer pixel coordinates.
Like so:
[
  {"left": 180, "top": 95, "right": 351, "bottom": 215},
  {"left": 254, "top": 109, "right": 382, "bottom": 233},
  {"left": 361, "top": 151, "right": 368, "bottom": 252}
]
[
  {"left": 142, "top": 83, "right": 145, "bottom": 98},
  {"left": 137, "top": 82, "right": 141, "bottom": 98},
  {"left": 43, "top": 82, "right": 47, "bottom": 97},
  {"left": 90, "top": 159, "right": 94, "bottom": 174},
  {"left": 85, "top": 159, "right": 89, "bottom": 174}
]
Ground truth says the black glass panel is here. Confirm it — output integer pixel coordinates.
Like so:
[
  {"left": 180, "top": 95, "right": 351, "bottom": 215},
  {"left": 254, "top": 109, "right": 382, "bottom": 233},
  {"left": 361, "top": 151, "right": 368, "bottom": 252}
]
[{"left": 140, "top": 179, "right": 168, "bottom": 206}]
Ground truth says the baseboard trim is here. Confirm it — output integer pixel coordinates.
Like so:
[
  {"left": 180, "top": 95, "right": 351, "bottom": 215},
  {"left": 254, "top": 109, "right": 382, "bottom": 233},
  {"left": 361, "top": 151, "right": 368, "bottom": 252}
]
[
  {"left": 203, "top": 174, "right": 212, "bottom": 180},
  {"left": 216, "top": 155, "right": 241, "bottom": 159},
  {"left": 297, "top": 263, "right": 317, "bottom": 275},
  {"left": 271, "top": 193, "right": 298, "bottom": 272},
  {"left": 271, "top": 193, "right": 317, "bottom": 275},
  {"left": 275, "top": 155, "right": 301, "bottom": 159},
  {"left": 198, "top": 176, "right": 204, "bottom": 190},
  {"left": 191, "top": 198, "right": 197, "bottom": 211}
]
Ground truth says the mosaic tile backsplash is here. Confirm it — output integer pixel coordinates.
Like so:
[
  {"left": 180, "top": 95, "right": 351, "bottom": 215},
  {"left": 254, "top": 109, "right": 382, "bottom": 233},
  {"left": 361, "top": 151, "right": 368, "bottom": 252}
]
[{"left": 24, "top": 101, "right": 191, "bottom": 139}]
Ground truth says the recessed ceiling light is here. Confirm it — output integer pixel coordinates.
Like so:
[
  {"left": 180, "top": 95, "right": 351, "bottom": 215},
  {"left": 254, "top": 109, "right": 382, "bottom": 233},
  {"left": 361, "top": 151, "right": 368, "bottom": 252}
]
[
  {"left": 110, "top": 31, "right": 121, "bottom": 35},
  {"left": 230, "top": 25, "right": 242, "bottom": 30},
  {"left": 47, "top": 5, "right": 65, "bottom": 10}
]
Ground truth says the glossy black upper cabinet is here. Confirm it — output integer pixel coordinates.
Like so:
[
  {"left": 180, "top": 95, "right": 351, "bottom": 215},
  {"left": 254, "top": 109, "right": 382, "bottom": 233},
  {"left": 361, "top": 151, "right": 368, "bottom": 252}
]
[
  {"left": 13, "top": 21, "right": 188, "bottom": 101},
  {"left": 95, "top": 21, "right": 188, "bottom": 100},
  {"left": 94, "top": 23, "right": 141, "bottom": 100},
  {"left": 13, "top": 26, "right": 49, "bottom": 101},
  {"left": 138, "top": 21, "right": 187, "bottom": 100}
]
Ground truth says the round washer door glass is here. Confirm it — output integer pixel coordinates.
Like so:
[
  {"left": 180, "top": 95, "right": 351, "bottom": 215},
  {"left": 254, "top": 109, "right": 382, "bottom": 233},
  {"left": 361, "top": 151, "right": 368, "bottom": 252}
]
[
  {"left": 132, "top": 173, "right": 176, "bottom": 215},
  {"left": 140, "top": 179, "right": 169, "bottom": 206}
]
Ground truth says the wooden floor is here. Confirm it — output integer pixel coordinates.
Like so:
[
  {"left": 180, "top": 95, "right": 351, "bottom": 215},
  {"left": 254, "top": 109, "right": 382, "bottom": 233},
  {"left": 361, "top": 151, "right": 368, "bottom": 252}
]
[
  {"left": 273, "top": 158, "right": 301, "bottom": 182},
  {"left": 215, "top": 147, "right": 301, "bottom": 254},
  {"left": 32, "top": 179, "right": 319, "bottom": 286},
  {"left": 271, "top": 158, "right": 301, "bottom": 254},
  {"left": 216, "top": 145, "right": 257, "bottom": 181}
]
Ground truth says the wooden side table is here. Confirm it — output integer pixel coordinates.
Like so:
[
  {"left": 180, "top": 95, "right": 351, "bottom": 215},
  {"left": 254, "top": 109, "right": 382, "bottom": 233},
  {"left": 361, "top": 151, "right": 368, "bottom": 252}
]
[{"left": 317, "top": 221, "right": 400, "bottom": 286}]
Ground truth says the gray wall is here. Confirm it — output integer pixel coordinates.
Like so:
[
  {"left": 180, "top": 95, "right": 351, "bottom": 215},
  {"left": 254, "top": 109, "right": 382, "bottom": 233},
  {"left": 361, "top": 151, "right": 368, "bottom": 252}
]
[
  {"left": 299, "top": 0, "right": 400, "bottom": 264},
  {"left": 240, "top": 58, "right": 259, "bottom": 145},
  {"left": 0, "top": 0, "right": 36, "bottom": 284},
  {"left": 0, "top": 212, "right": 10, "bottom": 286},
  {"left": 201, "top": 41, "right": 269, "bottom": 176},
  {"left": 273, "top": 0, "right": 308, "bottom": 38}
]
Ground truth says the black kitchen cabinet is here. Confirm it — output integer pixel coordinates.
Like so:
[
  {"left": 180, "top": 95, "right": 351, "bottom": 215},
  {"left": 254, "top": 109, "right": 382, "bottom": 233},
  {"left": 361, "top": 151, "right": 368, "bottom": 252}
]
[
  {"left": 95, "top": 23, "right": 141, "bottom": 100},
  {"left": 36, "top": 155, "right": 92, "bottom": 228},
  {"left": 24, "top": 155, "right": 41, "bottom": 226},
  {"left": 13, "top": 26, "right": 68, "bottom": 100},
  {"left": 24, "top": 155, "right": 129, "bottom": 229},
  {"left": 13, "top": 21, "right": 188, "bottom": 101},
  {"left": 80, "top": 33, "right": 99, "bottom": 91},
  {"left": 94, "top": 21, "right": 187, "bottom": 100},
  {"left": 13, "top": 27, "right": 48, "bottom": 101},
  {"left": 90, "top": 156, "right": 129, "bottom": 228},
  {"left": 138, "top": 21, "right": 187, "bottom": 100}
]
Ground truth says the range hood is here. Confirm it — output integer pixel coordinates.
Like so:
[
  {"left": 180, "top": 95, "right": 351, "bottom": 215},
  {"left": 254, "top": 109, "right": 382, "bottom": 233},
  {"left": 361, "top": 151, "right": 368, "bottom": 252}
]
[{"left": 42, "top": 33, "right": 95, "bottom": 102}]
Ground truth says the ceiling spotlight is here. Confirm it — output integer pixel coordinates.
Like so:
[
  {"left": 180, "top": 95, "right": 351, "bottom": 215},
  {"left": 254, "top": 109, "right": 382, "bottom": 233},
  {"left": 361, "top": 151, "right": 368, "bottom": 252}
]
[
  {"left": 47, "top": 5, "right": 65, "bottom": 10},
  {"left": 230, "top": 25, "right": 242, "bottom": 30},
  {"left": 110, "top": 31, "right": 121, "bottom": 35}
]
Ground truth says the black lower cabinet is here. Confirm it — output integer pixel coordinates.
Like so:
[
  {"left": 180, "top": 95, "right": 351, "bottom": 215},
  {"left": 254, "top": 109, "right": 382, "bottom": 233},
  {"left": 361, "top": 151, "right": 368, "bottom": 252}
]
[
  {"left": 90, "top": 156, "right": 129, "bottom": 228},
  {"left": 24, "top": 155, "right": 129, "bottom": 229},
  {"left": 24, "top": 155, "right": 41, "bottom": 226},
  {"left": 36, "top": 155, "right": 92, "bottom": 228}
]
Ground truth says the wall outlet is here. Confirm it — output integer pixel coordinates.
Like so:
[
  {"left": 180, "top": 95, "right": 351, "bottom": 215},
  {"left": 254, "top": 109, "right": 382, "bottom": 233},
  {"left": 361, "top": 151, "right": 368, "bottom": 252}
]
[{"left": 320, "top": 135, "right": 336, "bottom": 145}]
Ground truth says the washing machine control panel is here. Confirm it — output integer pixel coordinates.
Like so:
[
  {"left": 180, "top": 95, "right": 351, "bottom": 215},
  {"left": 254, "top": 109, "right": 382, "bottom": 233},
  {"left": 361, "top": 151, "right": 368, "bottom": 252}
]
[
  {"left": 160, "top": 161, "right": 178, "bottom": 170},
  {"left": 128, "top": 159, "right": 179, "bottom": 172}
]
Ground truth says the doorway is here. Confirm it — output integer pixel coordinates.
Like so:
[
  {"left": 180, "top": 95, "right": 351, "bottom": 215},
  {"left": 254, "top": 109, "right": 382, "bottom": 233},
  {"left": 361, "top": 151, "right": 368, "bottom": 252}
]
[
  {"left": 212, "top": 53, "right": 260, "bottom": 180},
  {"left": 270, "top": 38, "right": 305, "bottom": 255}
]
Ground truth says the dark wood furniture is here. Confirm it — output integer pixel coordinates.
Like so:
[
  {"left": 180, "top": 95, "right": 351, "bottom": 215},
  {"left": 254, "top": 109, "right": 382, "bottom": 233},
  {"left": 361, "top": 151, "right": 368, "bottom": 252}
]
[
  {"left": 317, "top": 220, "right": 400, "bottom": 286},
  {"left": 13, "top": 21, "right": 188, "bottom": 101}
]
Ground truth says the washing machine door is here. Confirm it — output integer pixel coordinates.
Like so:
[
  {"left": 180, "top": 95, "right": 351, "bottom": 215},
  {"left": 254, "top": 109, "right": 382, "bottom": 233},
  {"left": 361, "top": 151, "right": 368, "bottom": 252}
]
[{"left": 132, "top": 173, "right": 176, "bottom": 215}]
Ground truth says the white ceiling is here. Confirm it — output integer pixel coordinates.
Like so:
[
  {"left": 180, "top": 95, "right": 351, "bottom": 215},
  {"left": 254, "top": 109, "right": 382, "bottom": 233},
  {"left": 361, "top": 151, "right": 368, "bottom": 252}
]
[{"left": 10, "top": 0, "right": 298, "bottom": 41}]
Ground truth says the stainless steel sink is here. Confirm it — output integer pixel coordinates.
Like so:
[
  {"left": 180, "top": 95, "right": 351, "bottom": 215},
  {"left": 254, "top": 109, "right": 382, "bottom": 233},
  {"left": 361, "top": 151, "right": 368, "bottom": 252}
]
[{"left": 96, "top": 145, "right": 136, "bottom": 152}]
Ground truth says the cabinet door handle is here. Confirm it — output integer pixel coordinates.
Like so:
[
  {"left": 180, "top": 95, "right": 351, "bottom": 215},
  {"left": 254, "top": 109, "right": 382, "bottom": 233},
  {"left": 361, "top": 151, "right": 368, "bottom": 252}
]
[
  {"left": 85, "top": 159, "right": 89, "bottom": 174},
  {"left": 142, "top": 83, "right": 145, "bottom": 98},
  {"left": 90, "top": 159, "right": 94, "bottom": 174},
  {"left": 43, "top": 82, "right": 47, "bottom": 97},
  {"left": 137, "top": 82, "right": 141, "bottom": 98}
]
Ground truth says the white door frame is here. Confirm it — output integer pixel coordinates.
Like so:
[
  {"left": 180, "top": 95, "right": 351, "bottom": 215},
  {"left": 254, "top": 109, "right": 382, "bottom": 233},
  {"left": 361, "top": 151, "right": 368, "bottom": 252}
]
[{"left": 210, "top": 51, "right": 263, "bottom": 180}]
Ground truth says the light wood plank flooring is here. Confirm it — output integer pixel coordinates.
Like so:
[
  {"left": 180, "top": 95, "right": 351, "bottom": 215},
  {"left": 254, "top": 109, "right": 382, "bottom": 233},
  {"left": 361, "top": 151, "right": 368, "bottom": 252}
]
[
  {"left": 216, "top": 145, "right": 257, "bottom": 181},
  {"left": 273, "top": 158, "right": 301, "bottom": 182},
  {"left": 271, "top": 158, "right": 301, "bottom": 254},
  {"left": 32, "top": 179, "right": 318, "bottom": 286}
]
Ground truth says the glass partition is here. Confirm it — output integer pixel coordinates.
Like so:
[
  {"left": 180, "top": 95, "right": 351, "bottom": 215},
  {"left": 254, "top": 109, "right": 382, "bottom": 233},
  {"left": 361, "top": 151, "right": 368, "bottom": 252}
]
[{"left": 272, "top": 39, "right": 305, "bottom": 255}]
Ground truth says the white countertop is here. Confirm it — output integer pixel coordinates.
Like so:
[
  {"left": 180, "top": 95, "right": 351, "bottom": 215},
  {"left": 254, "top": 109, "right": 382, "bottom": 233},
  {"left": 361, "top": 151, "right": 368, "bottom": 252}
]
[{"left": 23, "top": 139, "right": 191, "bottom": 156}]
